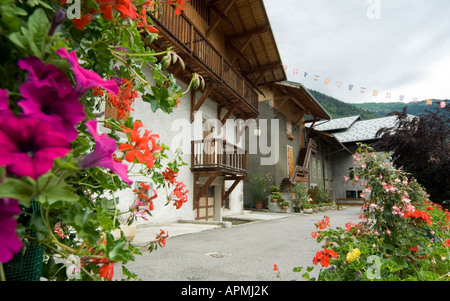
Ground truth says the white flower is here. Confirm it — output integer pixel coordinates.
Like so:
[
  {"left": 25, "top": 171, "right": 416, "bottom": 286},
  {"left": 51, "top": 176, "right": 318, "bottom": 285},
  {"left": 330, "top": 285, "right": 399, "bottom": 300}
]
[{"left": 65, "top": 254, "right": 81, "bottom": 280}]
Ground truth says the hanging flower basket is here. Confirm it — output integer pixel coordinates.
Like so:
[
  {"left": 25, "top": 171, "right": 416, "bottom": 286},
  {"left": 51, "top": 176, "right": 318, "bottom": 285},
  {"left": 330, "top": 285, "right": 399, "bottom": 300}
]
[
  {"left": 4, "top": 200, "right": 44, "bottom": 281},
  {"left": 4, "top": 237, "right": 44, "bottom": 281}
]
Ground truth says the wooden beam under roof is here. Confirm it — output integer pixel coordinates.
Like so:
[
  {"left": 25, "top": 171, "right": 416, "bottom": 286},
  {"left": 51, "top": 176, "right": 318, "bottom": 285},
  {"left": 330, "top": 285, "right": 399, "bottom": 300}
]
[
  {"left": 240, "top": 62, "right": 283, "bottom": 76},
  {"left": 226, "top": 25, "right": 270, "bottom": 41},
  {"left": 206, "top": 0, "right": 236, "bottom": 37}
]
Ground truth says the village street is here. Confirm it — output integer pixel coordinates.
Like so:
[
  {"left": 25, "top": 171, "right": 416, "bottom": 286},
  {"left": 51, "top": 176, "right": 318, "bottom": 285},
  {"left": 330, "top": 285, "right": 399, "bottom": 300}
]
[{"left": 114, "top": 206, "right": 361, "bottom": 281}]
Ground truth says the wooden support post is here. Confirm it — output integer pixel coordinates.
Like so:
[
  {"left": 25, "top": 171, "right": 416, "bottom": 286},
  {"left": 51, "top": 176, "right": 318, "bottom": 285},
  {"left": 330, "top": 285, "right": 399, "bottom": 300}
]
[
  {"left": 191, "top": 87, "right": 213, "bottom": 123},
  {"left": 221, "top": 177, "right": 244, "bottom": 206}
]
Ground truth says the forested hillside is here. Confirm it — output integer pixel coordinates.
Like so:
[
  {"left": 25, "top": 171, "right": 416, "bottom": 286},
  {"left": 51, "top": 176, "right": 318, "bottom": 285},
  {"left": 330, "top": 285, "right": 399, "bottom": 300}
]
[
  {"left": 353, "top": 100, "right": 445, "bottom": 116},
  {"left": 308, "top": 89, "right": 380, "bottom": 119}
]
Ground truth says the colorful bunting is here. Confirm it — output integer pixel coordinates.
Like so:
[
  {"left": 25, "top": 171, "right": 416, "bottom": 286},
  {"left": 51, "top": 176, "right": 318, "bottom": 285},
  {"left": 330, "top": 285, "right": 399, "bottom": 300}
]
[{"left": 281, "top": 64, "right": 444, "bottom": 106}]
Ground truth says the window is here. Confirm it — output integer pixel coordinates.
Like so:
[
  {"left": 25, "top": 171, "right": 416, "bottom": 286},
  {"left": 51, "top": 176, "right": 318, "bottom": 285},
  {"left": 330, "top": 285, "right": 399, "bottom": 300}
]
[{"left": 346, "top": 190, "right": 363, "bottom": 199}]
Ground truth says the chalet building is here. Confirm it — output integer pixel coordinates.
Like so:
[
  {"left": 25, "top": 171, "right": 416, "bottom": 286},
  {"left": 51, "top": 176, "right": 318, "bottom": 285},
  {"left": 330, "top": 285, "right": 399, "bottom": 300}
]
[
  {"left": 102, "top": 0, "right": 288, "bottom": 224},
  {"left": 311, "top": 115, "right": 403, "bottom": 206},
  {"left": 244, "top": 81, "right": 349, "bottom": 210}
]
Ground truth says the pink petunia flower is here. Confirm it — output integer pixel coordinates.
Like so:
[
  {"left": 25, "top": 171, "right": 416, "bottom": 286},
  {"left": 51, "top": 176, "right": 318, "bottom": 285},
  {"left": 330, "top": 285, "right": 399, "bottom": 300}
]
[
  {"left": 0, "top": 198, "right": 22, "bottom": 263},
  {"left": 17, "top": 56, "right": 73, "bottom": 98},
  {"left": 0, "top": 89, "right": 13, "bottom": 118},
  {"left": 17, "top": 57, "right": 86, "bottom": 142},
  {"left": 0, "top": 116, "right": 71, "bottom": 179},
  {"left": 80, "top": 120, "right": 132, "bottom": 186},
  {"left": 56, "top": 48, "right": 119, "bottom": 96}
]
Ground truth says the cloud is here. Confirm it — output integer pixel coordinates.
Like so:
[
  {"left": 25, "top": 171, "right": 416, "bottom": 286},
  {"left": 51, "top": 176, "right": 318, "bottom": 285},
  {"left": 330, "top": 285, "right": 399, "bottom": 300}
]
[{"left": 263, "top": 0, "right": 450, "bottom": 103}]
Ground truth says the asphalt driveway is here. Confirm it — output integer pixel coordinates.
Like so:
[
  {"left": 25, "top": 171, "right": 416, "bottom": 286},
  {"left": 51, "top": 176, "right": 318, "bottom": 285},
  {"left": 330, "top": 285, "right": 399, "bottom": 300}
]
[{"left": 114, "top": 206, "right": 361, "bottom": 281}]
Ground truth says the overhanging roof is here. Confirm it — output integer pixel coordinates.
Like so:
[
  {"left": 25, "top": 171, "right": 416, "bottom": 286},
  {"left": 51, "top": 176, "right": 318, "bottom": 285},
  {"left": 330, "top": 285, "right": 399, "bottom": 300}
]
[
  {"left": 210, "top": 0, "right": 287, "bottom": 87},
  {"left": 269, "top": 81, "right": 332, "bottom": 121}
]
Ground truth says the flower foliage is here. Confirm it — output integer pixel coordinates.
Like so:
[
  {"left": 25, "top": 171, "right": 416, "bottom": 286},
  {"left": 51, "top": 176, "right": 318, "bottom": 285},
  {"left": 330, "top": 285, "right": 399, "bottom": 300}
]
[
  {"left": 0, "top": 0, "right": 196, "bottom": 281},
  {"left": 296, "top": 144, "right": 450, "bottom": 281}
]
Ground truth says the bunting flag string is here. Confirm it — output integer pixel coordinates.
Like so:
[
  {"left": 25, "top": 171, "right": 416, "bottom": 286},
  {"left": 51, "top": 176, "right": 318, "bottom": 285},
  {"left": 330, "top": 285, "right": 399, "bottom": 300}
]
[{"left": 283, "top": 64, "right": 448, "bottom": 108}]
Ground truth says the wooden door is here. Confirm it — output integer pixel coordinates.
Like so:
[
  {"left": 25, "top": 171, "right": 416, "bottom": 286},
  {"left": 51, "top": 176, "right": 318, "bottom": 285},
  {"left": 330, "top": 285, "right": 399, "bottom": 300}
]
[
  {"left": 288, "top": 146, "right": 294, "bottom": 178},
  {"left": 195, "top": 186, "right": 215, "bottom": 221}
]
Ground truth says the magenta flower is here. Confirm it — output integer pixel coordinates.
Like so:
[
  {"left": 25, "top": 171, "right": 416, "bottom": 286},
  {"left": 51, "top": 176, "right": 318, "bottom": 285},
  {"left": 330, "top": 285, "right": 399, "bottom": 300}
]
[
  {"left": 56, "top": 48, "right": 119, "bottom": 96},
  {"left": 80, "top": 120, "right": 132, "bottom": 186},
  {"left": 0, "top": 198, "right": 22, "bottom": 263},
  {"left": 0, "top": 116, "right": 71, "bottom": 179},
  {"left": 17, "top": 56, "right": 73, "bottom": 98},
  {"left": 0, "top": 89, "right": 13, "bottom": 118},
  {"left": 18, "top": 81, "right": 85, "bottom": 142}
]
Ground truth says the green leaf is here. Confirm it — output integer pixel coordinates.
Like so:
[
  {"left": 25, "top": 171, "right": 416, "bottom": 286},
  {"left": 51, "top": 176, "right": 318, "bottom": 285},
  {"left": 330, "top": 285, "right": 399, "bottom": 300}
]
[
  {"left": 105, "top": 233, "right": 134, "bottom": 263},
  {"left": 36, "top": 174, "right": 79, "bottom": 208},
  {"left": 8, "top": 8, "right": 49, "bottom": 57},
  {"left": 0, "top": 177, "right": 35, "bottom": 205}
]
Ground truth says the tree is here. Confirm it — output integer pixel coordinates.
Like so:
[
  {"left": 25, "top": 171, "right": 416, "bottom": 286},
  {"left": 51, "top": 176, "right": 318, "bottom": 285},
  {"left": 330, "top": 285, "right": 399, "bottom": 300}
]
[{"left": 374, "top": 106, "right": 450, "bottom": 207}]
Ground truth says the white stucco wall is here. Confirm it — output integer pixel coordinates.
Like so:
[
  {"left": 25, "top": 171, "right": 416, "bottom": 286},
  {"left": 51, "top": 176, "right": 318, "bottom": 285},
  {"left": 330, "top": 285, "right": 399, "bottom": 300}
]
[{"left": 99, "top": 69, "right": 245, "bottom": 225}]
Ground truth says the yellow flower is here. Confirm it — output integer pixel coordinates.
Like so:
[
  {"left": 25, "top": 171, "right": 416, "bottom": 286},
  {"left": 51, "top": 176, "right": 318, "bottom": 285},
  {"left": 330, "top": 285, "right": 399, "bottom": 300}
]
[{"left": 346, "top": 248, "right": 361, "bottom": 263}]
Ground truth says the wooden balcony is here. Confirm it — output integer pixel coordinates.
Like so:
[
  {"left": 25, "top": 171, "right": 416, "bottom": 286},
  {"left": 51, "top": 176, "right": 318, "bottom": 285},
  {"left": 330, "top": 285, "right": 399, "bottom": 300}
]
[
  {"left": 148, "top": 2, "right": 259, "bottom": 119},
  {"left": 191, "top": 139, "right": 247, "bottom": 176}
]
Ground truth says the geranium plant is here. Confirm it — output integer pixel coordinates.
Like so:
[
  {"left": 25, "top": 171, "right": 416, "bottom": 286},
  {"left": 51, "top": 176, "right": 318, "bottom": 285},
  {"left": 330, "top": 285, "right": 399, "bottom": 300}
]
[
  {"left": 0, "top": 0, "right": 194, "bottom": 281},
  {"left": 295, "top": 144, "right": 450, "bottom": 281}
]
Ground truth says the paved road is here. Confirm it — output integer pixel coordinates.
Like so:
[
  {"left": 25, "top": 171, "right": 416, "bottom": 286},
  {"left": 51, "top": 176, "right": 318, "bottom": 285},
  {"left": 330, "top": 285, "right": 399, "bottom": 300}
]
[{"left": 114, "top": 207, "right": 361, "bottom": 281}]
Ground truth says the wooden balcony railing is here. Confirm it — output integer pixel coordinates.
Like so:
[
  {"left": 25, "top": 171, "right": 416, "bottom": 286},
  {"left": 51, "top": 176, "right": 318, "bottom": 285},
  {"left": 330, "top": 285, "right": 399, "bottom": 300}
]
[
  {"left": 191, "top": 139, "right": 248, "bottom": 175},
  {"left": 150, "top": 3, "right": 259, "bottom": 112}
]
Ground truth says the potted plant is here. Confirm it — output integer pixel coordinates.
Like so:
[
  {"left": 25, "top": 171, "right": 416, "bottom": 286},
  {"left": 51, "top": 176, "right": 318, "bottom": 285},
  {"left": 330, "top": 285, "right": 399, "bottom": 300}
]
[
  {"left": 281, "top": 200, "right": 290, "bottom": 210},
  {"left": 302, "top": 200, "right": 313, "bottom": 214},
  {"left": 312, "top": 203, "right": 319, "bottom": 213},
  {"left": 270, "top": 191, "right": 282, "bottom": 202},
  {"left": 289, "top": 182, "right": 308, "bottom": 213},
  {"left": 249, "top": 173, "right": 271, "bottom": 209}
]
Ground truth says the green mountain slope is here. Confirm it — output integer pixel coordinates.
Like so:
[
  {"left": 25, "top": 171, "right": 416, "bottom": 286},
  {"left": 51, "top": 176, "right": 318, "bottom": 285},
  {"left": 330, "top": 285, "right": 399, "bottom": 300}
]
[
  {"left": 308, "top": 89, "right": 381, "bottom": 119},
  {"left": 353, "top": 100, "right": 445, "bottom": 116}
]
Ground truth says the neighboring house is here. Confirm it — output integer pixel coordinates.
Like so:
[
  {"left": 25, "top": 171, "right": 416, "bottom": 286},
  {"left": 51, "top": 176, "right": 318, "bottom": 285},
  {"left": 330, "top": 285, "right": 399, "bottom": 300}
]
[
  {"left": 102, "top": 0, "right": 287, "bottom": 223},
  {"left": 244, "top": 81, "right": 345, "bottom": 209},
  {"left": 311, "top": 115, "right": 405, "bottom": 204}
]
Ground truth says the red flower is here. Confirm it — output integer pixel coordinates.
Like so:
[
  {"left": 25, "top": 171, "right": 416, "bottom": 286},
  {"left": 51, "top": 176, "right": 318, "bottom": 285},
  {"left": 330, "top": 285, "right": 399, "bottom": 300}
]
[
  {"left": 115, "top": 0, "right": 137, "bottom": 19},
  {"left": 162, "top": 167, "right": 178, "bottom": 184},
  {"left": 273, "top": 264, "right": 278, "bottom": 271},
  {"left": 168, "top": 0, "right": 190, "bottom": 15},
  {"left": 442, "top": 239, "right": 450, "bottom": 247},
  {"left": 312, "top": 248, "right": 338, "bottom": 268},
  {"left": 156, "top": 229, "right": 169, "bottom": 246},
  {"left": 99, "top": 262, "right": 115, "bottom": 281},
  {"left": 107, "top": 78, "right": 137, "bottom": 118},
  {"left": 404, "top": 210, "right": 432, "bottom": 226},
  {"left": 119, "top": 121, "right": 161, "bottom": 169},
  {"left": 315, "top": 215, "right": 330, "bottom": 229}
]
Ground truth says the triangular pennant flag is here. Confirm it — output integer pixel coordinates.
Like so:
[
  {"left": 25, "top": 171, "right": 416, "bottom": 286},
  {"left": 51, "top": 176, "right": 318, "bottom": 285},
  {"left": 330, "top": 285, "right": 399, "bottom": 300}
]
[
  {"left": 336, "top": 81, "right": 342, "bottom": 87},
  {"left": 324, "top": 78, "right": 330, "bottom": 84},
  {"left": 284, "top": 65, "right": 288, "bottom": 70},
  {"left": 314, "top": 75, "right": 319, "bottom": 81},
  {"left": 304, "top": 72, "right": 308, "bottom": 77},
  {"left": 440, "top": 101, "right": 447, "bottom": 108},
  {"left": 412, "top": 97, "right": 418, "bottom": 103},
  {"left": 386, "top": 92, "right": 391, "bottom": 98},
  {"left": 399, "top": 95, "right": 404, "bottom": 101},
  {"left": 373, "top": 90, "right": 378, "bottom": 96},
  {"left": 348, "top": 84, "right": 354, "bottom": 91},
  {"left": 292, "top": 68, "right": 298, "bottom": 74},
  {"left": 360, "top": 87, "right": 366, "bottom": 94},
  {"left": 426, "top": 99, "right": 432, "bottom": 105}
]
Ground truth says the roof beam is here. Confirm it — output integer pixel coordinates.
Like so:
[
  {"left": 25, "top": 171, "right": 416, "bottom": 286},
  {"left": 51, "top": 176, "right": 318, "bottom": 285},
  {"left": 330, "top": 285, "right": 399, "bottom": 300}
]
[
  {"left": 226, "top": 25, "right": 270, "bottom": 41},
  {"left": 240, "top": 62, "right": 283, "bottom": 75},
  {"left": 206, "top": 0, "right": 236, "bottom": 37}
]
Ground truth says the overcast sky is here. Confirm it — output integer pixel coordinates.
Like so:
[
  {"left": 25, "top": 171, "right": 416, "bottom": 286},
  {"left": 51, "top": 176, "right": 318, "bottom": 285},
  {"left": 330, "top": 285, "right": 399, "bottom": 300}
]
[{"left": 263, "top": 0, "right": 450, "bottom": 104}]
